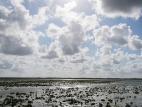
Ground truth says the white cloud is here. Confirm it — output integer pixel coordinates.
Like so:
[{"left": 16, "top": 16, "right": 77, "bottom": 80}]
[
  {"left": 90, "top": 0, "right": 142, "bottom": 19},
  {"left": 52, "top": 1, "right": 100, "bottom": 56},
  {"left": 0, "top": 6, "right": 31, "bottom": 31},
  {"left": 1, "top": 0, "right": 142, "bottom": 77},
  {"left": 46, "top": 23, "right": 61, "bottom": 38},
  {"left": 55, "top": 1, "right": 79, "bottom": 24},
  {"left": 129, "top": 35, "right": 142, "bottom": 50},
  {"left": 7, "top": 7, "right": 30, "bottom": 30},
  {"left": 58, "top": 58, "right": 66, "bottom": 62},
  {"left": 10, "top": 0, "right": 24, "bottom": 7},
  {"left": 95, "top": 45, "right": 125, "bottom": 70},
  {"left": 38, "top": 45, "right": 47, "bottom": 53},
  {"left": 0, "top": 6, "right": 10, "bottom": 19},
  {"left": 32, "top": 6, "right": 49, "bottom": 26},
  {"left": 100, "top": 44, "right": 111, "bottom": 55},
  {"left": 1, "top": 1, "right": 49, "bottom": 30},
  {"left": 12, "top": 64, "right": 25, "bottom": 73},
  {"left": 59, "top": 21, "right": 85, "bottom": 55},
  {"left": 93, "top": 23, "right": 131, "bottom": 46},
  {"left": 55, "top": 1, "right": 77, "bottom": 17},
  {"left": 55, "top": 1, "right": 99, "bottom": 31},
  {"left": 91, "top": 60, "right": 112, "bottom": 73},
  {"left": 40, "top": 41, "right": 61, "bottom": 59},
  {"left": 82, "top": 14, "right": 99, "bottom": 31},
  {"left": 111, "top": 51, "right": 125, "bottom": 64},
  {"left": 0, "top": 60, "right": 13, "bottom": 69},
  {"left": 79, "top": 64, "right": 90, "bottom": 74},
  {"left": 127, "top": 54, "right": 138, "bottom": 60},
  {"left": 0, "top": 28, "right": 40, "bottom": 56},
  {"left": 0, "top": 36, "right": 34, "bottom": 56},
  {"left": 70, "top": 57, "right": 87, "bottom": 63},
  {"left": 0, "top": 1, "right": 48, "bottom": 56},
  {"left": 41, "top": 50, "right": 58, "bottom": 59},
  {"left": 94, "top": 23, "right": 142, "bottom": 52},
  {"left": 123, "top": 62, "right": 142, "bottom": 74}
]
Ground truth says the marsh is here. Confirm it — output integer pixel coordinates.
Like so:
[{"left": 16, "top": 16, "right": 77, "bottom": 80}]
[{"left": 0, "top": 78, "right": 142, "bottom": 107}]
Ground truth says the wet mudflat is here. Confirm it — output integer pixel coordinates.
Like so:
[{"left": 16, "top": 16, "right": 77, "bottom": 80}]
[{"left": 0, "top": 78, "right": 142, "bottom": 107}]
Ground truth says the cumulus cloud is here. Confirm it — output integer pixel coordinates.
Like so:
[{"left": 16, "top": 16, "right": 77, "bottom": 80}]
[
  {"left": 95, "top": 45, "right": 125, "bottom": 66},
  {"left": 32, "top": 6, "right": 49, "bottom": 26},
  {"left": 40, "top": 41, "right": 60, "bottom": 59},
  {"left": 0, "top": 3, "right": 49, "bottom": 32},
  {"left": 70, "top": 57, "right": 87, "bottom": 63},
  {"left": 91, "top": 49, "right": 125, "bottom": 74},
  {"left": 59, "top": 21, "right": 85, "bottom": 55},
  {"left": 10, "top": 0, "right": 24, "bottom": 7},
  {"left": 12, "top": 64, "right": 25, "bottom": 73},
  {"left": 90, "top": 0, "right": 142, "bottom": 19},
  {"left": 0, "top": 0, "right": 48, "bottom": 56},
  {"left": 94, "top": 23, "right": 142, "bottom": 51},
  {"left": 41, "top": 50, "right": 58, "bottom": 59},
  {"left": 1, "top": 0, "right": 142, "bottom": 77},
  {"left": 55, "top": 1, "right": 77, "bottom": 19},
  {"left": 91, "top": 60, "right": 112, "bottom": 73},
  {"left": 0, "top": 7, "right": 30, "bottom": 31},
  {"left": 93, "top": 23, "right": 131, "bottom": 46},
  {"left": 112, "top": 59, "right": 120, "bottom": 64},
  {"left": 124, "top": 62, "right": 142, "bottom": 74},
  {"left": 12, "top": 67, "right": 24, "bottom": 73},
  {"left": 46, "top": 23, "right": 61, "bottom": 38},
  {"left": 127, "top": 54, "right": 137, "bottom": 60},
  {"left": 79, "top": 64, "right": 90, "bottom": 74},
  {"left": 129, "top": 35, "right": 142, "bottom": 50},
  {"left": 0, "top": 28, "right": 40, "bottom": 56},
  {"left": 0, "top": 6, "right": 10, "bottom": 19},
  {"left": 52, "top": 1, "right": 99, "bottom": 56},
  {"left": 100, "top": 44, "right": 112, "bottom": 55},
  {"left": 7, "top": 7, "right": 30, "bottom": 30},
  {"left": 55, "top": 1, "right": 81, "bottom": 25},
  {"left": 0, "top": 60, "right": 13, "bottom": 69},
  {"left": 38, "top": 45, "right": 47, "bottom": 53},
  {"left": 47, "top": 2, "right": 92, "bottom": 56},
  {"left": 0, "top": 36, "right": 34, "bottom": 56},
  {"left": 58, "top": 58, "right": 65, "bottom": 62},
  {"left": 82, "top": 14, "right": 99, "bottom": 31},
  {"left": 55, "top": 1, "right": 99, "bottom": 31},
  {"left": 111, "top": 51, "right": 125, "bottom": 64}
]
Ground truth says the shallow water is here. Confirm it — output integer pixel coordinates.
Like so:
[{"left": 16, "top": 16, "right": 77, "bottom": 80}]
[{"left": 0, "top": 79, "right": 142, "bottom": 107}]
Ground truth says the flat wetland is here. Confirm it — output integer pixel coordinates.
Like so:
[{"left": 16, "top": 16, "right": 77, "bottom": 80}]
[{"left": 0, "top": 78, "right": 142, "bottom": 107}]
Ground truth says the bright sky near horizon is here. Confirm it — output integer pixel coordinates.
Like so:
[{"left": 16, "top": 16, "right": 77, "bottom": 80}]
[{"left": 0, "top": 0, "right": 142, "bottom": 78}]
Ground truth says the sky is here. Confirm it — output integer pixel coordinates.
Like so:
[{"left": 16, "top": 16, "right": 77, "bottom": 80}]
[{"left": 0, "top": 0, "right": 142, "bottom": 78}]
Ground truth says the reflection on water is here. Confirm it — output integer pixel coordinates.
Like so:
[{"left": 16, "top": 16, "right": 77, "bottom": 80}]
[{"left": 0, "top": 79, "right": 142, "bottom": 107}]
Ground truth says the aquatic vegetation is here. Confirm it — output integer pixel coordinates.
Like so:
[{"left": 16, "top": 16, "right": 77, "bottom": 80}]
[{"left": 0, "top": 78, "right": 142, "bottom": 106}]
